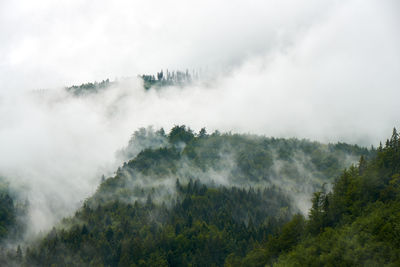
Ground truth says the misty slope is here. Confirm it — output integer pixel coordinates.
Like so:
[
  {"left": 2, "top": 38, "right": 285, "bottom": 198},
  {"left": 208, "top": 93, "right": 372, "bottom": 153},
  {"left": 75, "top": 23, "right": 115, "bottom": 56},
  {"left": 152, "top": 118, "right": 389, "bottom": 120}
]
[
  {"left": 238, "top": 129, "right": 400, "bottom": 267},
  {"left": 0, "top": 179, "right": 26, "bottom": 244},
  {"left": 65, "top": 70, "right": 193, "bottom": 96},
  {"left": 65, "top": 79, "right": 113, "bottom": 96},
  {"left": 141, "top": 70, "right": 195, "bottom": 90},
  {"left": 98, "top": 125, "right": 371, "bottom": 209},
  {"left": 0, "top": 183, "right": 16, "bottom": 240},
  {"left": 11, "top": 126, "right": 371, "bottom": 266}
]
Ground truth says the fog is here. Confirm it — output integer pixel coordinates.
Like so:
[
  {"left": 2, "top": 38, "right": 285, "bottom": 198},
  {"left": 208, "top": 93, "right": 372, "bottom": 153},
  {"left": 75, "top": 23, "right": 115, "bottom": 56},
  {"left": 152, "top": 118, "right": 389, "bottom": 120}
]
[
  {"left": 1, "top": 0, "right": 399, "bottom": 141},
  {"left": 0, "top": 0, "right": 399, "bottom": 237}
]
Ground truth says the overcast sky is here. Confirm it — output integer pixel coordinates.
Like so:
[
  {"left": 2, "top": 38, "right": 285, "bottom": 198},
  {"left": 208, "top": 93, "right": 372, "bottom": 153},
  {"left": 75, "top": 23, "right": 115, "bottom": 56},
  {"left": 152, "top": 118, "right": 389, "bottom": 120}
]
[
  {"left": 0, "top": 0, "right": 399, "bottom": 234},
  {"left": 0, "top": 0, "right": 397, "bottom": 88},
  {"left": 1, "top": 0, "right": 399, "bottom": 140}
]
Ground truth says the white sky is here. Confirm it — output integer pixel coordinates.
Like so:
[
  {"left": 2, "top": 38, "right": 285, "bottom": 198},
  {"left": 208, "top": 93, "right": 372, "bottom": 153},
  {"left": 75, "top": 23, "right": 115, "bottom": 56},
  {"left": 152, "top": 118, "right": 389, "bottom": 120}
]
[
  {"left": 0, "top": 1, "right": 396, "bottom": 88},
  {"left": 0, "top": 0, "right": 399, "bottom": 142}
]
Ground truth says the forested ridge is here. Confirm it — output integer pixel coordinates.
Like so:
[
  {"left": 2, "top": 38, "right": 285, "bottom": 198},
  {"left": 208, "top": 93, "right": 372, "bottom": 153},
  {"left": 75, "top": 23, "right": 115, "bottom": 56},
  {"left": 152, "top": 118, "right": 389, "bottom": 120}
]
[
  {"left": 65, "top": 79, "right": 112, "bottom": 96},
  {"left": 0, "top": 180, "right": 26, "bottom": 244},
  {"left": 1, "top": 0, "right": 397, "bottom": 266},
  {"left": 140, "top": 69, "right": 196, "bottom": 90},
  {"left": 242, "top": 129, "right": 400, "bottom": 266},
  {"left": 1, "top": 126, "right": 384, "bottom": 266},
  {"left": 65, "top": 70, "right": 196, "bottom": 95}
]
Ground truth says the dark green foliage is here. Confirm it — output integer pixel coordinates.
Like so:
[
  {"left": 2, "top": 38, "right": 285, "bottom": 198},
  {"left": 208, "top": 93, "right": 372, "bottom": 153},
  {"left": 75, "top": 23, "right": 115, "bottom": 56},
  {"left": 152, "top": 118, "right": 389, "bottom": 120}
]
[
  {"left": 117, "top": 126, "right": 168, "bottom": 161},
  {"left": 0, "top": 180, "right": 28, "bottom": 267},
  {"left": 66, "top": 79, "right": 111, "bottom": 96},
  {"left": 24, "top": 183, "right": 292, "bottom": 267},
  {"left": 0, "top": 192, "right": 15, "bottom": 240},
  {"left": 238, "top": 128, "right": 400, "bottom": 266},
  {"left": 237, "top": 214, "right": 306, "bottom": 267},
  {"left": 141, "top": 69, "right": 193, "bottom": 90},
  {"left": 0, "top": 180, "right": 27, "bottom": 243},
  {"left": 168, "top": 125, "right": 195, "bottom": 145},
  {"left": 20, "top": 125, "right": 373, "bottom": 266},
  {"left": 127, "top": 147, "right": 180, "bottom": 175}
]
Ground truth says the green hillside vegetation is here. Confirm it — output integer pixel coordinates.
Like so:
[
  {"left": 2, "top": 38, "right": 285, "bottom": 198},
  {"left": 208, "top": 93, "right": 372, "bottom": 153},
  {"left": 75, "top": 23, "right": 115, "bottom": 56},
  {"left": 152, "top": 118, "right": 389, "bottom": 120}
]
[
  {"left": 10, "top": 126, "right": 373, "bottom": 266},
  {"left": 239, "top": 129, "right": 400, "bottom": 266},
  {"left": 0, "top": 179, "right": 27, "bottom": 267},
  {"left": 65, "top": 79, "right": 112, "bottom": 96},
  {"left": 65, "top": 69, "right": 196, "bottom": 96},
  {"left": 0, "top": 181, "right": 17, "bottom": 240},
  {"left": 24, "top": 184, "right": 292, "bottom": 266},
  {"left": 141, "top": 70, "right": 195, "bottom": 90}
]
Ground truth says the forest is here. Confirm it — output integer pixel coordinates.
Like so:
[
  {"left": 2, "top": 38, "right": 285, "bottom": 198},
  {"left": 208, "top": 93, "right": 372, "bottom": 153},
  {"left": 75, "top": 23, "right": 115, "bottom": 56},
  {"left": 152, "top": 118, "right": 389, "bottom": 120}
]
[
  {"left": 65, "top": 70, "right": 195, "bottom": 96},
  {"left": 1, "top": 125, "right": 390, "bottom": 266},
  {"left": 65, "top": 79, "right": 112, "bottom": 96},
  {"left": 140, "top": 70, "right": 198, "bottom": 90},
  {"left": 1, "top": 0, "right": 398, "bottom": 266}
]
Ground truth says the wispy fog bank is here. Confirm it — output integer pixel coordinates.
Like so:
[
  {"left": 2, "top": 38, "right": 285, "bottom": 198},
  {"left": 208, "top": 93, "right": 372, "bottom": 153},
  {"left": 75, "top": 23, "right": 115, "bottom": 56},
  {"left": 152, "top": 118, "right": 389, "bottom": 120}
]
[{"left": 0, "top": 0, "right": 399, "bottom": 236}]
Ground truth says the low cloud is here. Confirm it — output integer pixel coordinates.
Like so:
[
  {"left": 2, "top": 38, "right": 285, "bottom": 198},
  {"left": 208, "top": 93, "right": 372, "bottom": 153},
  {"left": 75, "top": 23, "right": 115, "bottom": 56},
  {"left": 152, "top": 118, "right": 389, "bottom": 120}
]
[{"left": 0, "top": 0, "right": 398, "bottom": 238}]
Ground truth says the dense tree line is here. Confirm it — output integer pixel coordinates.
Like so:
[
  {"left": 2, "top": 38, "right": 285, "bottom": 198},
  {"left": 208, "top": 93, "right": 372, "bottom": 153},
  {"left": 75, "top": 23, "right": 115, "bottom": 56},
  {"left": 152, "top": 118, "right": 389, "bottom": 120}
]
[
  {"left": 141, "top": 69, "right": 196, "bottom": 90},
  {"left": 116, "top": 125, "right": 371, "bottom": 190},
  {"left": 4, "top": 126, "right": 373, "bottom": 266},
  {"left": 238, "top": 128, "right": 400, "bottom": 266},
  {"left": 65, "top": 69, "right": 196, "bottom": 95},
  {"left": 0, "top": 189, "right": 16, "bottom": 240},
  {"left": 0, "top": 180, "right": 27, "bottom": 267},
  {"left": 65, "top": 79, "right": 111, "bottom": 96},
  {"left": 0, "top": 180, "right": 27, "bottom": 243},
  {"left": 22, "top": 183, "right": 293, "bottom": 266}
]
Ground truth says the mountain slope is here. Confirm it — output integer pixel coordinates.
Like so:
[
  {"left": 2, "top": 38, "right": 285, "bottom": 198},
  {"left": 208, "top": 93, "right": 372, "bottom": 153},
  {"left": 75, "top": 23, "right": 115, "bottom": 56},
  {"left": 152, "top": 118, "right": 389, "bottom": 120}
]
[
  {"left": 239, "top": 129, "right": 400, "bottom": 266},
  {"left": 13, "top": 126, "right": 372, "bottom": 266}
]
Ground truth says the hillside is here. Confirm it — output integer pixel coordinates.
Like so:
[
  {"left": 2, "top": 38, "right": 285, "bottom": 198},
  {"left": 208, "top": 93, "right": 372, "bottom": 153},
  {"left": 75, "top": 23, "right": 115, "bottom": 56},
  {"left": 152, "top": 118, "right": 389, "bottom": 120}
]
[
  {"left": 65, "top": 70, "right": 195, "bottom": 96},
  {"left": 2, "top": 1, "right": 398, "bottom": 266},
  {"left": 8, "top": 126, "right": 372, "bottom": 266},
  {"left": 240, "top": 129, "right": 400, "bottom": 266}
]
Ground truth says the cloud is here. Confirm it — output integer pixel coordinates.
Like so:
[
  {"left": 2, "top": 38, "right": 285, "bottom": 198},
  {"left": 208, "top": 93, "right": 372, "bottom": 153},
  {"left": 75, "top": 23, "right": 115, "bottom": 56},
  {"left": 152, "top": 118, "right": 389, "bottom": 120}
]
[
  {"left": 0, "top": 0, "right": 339, "bottom": 89},
  {"left": 0, "top": 0, "right": 399, "bottom": 236},
  {"left": 0, "top": 0, "right": 397, "bottom": 139}
]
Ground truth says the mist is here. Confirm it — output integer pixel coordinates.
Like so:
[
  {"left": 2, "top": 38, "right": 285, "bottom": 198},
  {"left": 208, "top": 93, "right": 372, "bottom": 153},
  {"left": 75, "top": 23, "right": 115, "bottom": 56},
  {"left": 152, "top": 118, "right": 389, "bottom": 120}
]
[
  {"left": 1, "top": 0, "right": 398, "bottom": 140},
  {"left": 0, "top": 0, "right": 399, "bottom": 238}
]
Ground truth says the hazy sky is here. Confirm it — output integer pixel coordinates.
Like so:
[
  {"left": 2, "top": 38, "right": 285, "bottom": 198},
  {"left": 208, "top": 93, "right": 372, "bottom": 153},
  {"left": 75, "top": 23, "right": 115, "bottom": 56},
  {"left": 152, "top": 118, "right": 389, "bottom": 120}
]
[
  {"left": 0, "top": 0, "right": 397, "bottom": 88},
  {"left": 0, "top": 0, "right": 399, "bottom": 234},
  {"left": 1, "top": 0, "right": 399, "bottom": 140}
]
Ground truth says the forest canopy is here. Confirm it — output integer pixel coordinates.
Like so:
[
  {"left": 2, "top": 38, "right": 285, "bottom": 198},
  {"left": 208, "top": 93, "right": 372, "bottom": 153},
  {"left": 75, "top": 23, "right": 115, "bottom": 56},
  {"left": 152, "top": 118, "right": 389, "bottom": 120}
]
[{"left": 0, "top": 125, "right": 382, "bottom": 267}]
